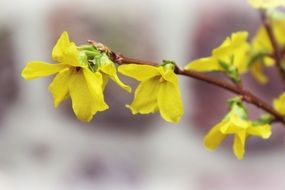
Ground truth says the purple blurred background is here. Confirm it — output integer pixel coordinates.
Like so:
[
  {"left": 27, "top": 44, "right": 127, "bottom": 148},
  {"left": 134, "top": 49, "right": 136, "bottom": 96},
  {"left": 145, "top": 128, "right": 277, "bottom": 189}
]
[{"left": 0, "top": 0, "right": 285, "bottom": 189}]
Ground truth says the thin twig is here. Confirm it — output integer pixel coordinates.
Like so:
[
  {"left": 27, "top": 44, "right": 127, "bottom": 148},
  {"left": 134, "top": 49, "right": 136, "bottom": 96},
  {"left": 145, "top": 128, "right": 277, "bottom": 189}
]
[
  {"left": 261, "top": 10, "right": 285, "bottom": 82},
  {"left": 87, "top": 40, "right": 285, "bottom": 125},
  {"left": 116, "top": 53, "right": 285, "bottom": 125}
]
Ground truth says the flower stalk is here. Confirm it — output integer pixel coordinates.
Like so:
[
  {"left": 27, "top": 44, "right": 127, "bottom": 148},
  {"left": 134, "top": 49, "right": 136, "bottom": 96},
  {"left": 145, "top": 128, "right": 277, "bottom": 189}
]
[{"left": 99, "top": 45, "right": 285, "bottom": 125}]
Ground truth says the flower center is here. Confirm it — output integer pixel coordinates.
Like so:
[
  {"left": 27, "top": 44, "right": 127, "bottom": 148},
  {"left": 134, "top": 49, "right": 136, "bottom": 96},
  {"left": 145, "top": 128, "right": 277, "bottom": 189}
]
[
  {"left": 75, "top": 67, "right": 81, "bottom": 72},
  {"left": 159, "top": 77, "right": 166, "bottom": 83}
]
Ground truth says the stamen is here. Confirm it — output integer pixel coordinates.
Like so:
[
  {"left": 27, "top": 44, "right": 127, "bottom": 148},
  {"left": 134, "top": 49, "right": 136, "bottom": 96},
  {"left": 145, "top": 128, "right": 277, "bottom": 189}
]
[{"left": 159, "top": 77, "right": 166, "bottom": 83}]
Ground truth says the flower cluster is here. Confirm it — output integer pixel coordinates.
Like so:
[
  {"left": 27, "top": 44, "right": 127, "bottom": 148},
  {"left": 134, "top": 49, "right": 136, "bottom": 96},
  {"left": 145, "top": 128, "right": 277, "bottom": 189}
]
[
  {"left": 204, "top": 98, "right": 271, "bottom": 160},
  {"left": 185, "top": 32, "right": 249, "bottom": 83},
  {"left": 22, "top": 32, "right": 130, "bottom": 122},
  {"left": 22, "top": 32, "right": 183, "bottom": 123},
  {"left": 177, "top": 0, "right": 285, "bottom": 159},
  {"left": 21, "top": 0, "right": 285, "bottom": 160},
  {"left": 118, "top": 62, "right": 183, "bottom": 123},
  {"left": 247, "top": 11, "right": 285, "bottom": 84}
]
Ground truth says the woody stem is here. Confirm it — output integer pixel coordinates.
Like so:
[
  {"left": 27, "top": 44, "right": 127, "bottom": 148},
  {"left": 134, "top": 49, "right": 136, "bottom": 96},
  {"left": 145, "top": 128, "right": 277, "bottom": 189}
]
[
  {"left": 111, "top": 52, "right": 285, "bottom": 125},
  {"left": 261, "top": 10, "right": 285, "bottom": 83}
]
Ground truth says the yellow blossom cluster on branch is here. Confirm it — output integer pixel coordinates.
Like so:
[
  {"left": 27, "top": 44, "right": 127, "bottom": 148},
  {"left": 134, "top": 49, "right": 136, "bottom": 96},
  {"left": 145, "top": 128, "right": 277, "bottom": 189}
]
[
  {"left": 119, "top": 63, "right": 183, "bottom": 123},
  {"left": 248, "top": 11, "right": 285, "bottom": 84},
  {"left": 22, "top": 32, "right": 183, "bottom": 123},
  {"left": 204, "top": 98, "right": 271, "bottom": 160},
  {"left": 185, "top": 32, "right": 249, "bottom": 83},
  {"left": 22, "top": 32, "right": 130, "bottom": 122},
  {"left": 21, "top": 0, "right": 285, "bottom": 160}
]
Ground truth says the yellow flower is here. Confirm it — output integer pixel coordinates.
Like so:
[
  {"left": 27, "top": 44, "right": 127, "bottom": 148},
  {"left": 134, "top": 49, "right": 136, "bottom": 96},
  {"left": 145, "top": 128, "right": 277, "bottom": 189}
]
[
  {"left": 247, "top": 15, "right": 285, "bottom": 84},
  {"left": 248, "top": 26, "right": 274, "bottom": 85},
  {"left": 96, "top": 54, "right": 131, "bottom": 92},
  {"left": 251, "top": 14, "right": 285, "bottom": 55},
  {"left": 21, "top": 32, "right": 111, "bottom": 122},
  {"left": 248, "top": 0, "right": 285, "bottom": 9},
  {"left": 273, "top": 92, "right": 285, "bottom": 115},
  {"left": 251, "top": 11, "right": 285, "bottom": 53},
  {"left": 252, "top": 27, "right": 272, "bottom": 53},
  {"left": 204, "top": 105, "right": 272, "bottom": 160},
  {"left": 250, "top": 61, "right": 270, "bottom": 84},
  {"left": 118, "top": 64, "right": 184, "bottom": 123},
  {"left": 185, "top": 32, "right": 250, "bottom": 78}
]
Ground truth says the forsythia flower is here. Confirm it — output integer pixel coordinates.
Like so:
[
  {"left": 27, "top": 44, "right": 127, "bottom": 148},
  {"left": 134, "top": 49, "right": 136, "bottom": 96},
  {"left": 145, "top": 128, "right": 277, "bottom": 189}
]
[
  {"left": 273, "top": 92, "right": 285, "bottom": 115},
  {"left": 185, "top": 32, "right": 250, "bottom": 82},
  {"left": 204, "top": 101, "right": 272, "bottom": 160},
  {"left": 118, "top": 63, "right": 183, "bottom": 123},
  {"left": 96, "top": 53, "right": 132, "bottom": 92},
  {"left": 250, "top": 60, "right": 274, "bottom": 84},
  {"left": 247, "top": 13, "right": 285, "bottom": 84},
  {"left": 248, "top": 28, "right": 274, "bottom": 84},
  {"left": 248, "top": 0, "right": 285, "bottom": 9},
  {"left": 21, "top": 31, "right": 130, "bottom": 122}
]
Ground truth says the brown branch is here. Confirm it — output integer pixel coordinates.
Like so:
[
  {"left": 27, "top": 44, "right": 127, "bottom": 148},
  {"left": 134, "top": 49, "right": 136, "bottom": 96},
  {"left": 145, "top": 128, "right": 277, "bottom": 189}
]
[
  {"left": 113, "top": 53, "right": 285, "bottom": 125},
  {"left": 261, "top": 10, "right": 285, "bottom": 82},
  {"left": 87, "top": 40, "right": 285, "bottom": 125},
  {"left": 176, "top": 69, "right": 285, "bottom": 125}
]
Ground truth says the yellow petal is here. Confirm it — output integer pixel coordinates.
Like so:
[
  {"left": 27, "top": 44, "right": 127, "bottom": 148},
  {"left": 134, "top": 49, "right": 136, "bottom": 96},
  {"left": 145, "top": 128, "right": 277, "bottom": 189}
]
[
  {"left": 159, "top": 67, "right": 178, "bottom": 85},
  {"left": 220, "top": 113, "right": 249, "bottom": 134},
  {"left": 157, "top": 80, "right": 184, "bottom": 123},
  {"left": 51, "top": 31, "right": 83, "bottom": 67},
  {"left": 250, "top": 62, "right": 269, "bottom": 84},
  {"left": 233, "top": 44, "right": 250, "bottom": 73},
  {"left": 213, "top": 32, "right": 249, "bottom": 57},
  {"left": 273, "top": 92, "right": 285, "bottom": 115},
  {"left": 102, "top": 74, "right": 109, "bottom": 91},
  {"left": 248, "top": 0, "right": 285, "bottom": 9},
  {"left": 252, "top": 27, "right": 273, "bottom": 52},
  {"left": 274, "top": 18, "right": 285, "bottom": 44},
  {"left": 247, "top": 124, "right": 272, "bottom": 139},
  {"left": 61, "top": 43, "right": 83, "bottom": 67},
  {"left": 52, "top": 31, "right": 71, "bottom": 62},
  {"left": 48, "top": 68, "right": 72, "bottom": 107},
  {"left": 68, "top": 70, "right": 98, "bottom": 122},
  {"left": 204, "top": 121, "right": 228, "bottom": 151},
  {"left": 184, "top": 57, "right": 222, "bottom": 72},
  {"left": 128, "top": 78, "right": 160, "bottom": 114},
  {"left": 118, "top": 64, "right": 160, "bottom": 81},
  {"left": 233, "top": 132, "right": 246, "bottom": 160},
  {"left": 213, "top": 31, "right": 250, "bottom": 73},
  {"left": 100, "top": 64, "right": 131, "bottom": 92},
  {"left": 21, "top": 61, "right": 66, "bottom": 80},
  {"left": 264, "top": 57, "right": 275, "bottom": 66},
  {"left": 83, "top": 69, "right": 109, "bottom": 111}
]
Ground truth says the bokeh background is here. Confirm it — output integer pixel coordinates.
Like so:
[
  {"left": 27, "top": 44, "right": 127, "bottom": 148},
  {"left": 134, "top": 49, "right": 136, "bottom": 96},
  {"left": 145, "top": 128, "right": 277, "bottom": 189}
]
[{"left": 1, "top": 0, "right": 285, "bottom": 189}]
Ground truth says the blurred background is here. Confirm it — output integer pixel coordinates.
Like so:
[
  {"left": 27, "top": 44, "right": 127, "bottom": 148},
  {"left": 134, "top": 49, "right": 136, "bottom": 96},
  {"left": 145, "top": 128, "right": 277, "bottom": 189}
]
[{"left": 1, "top": 0, "right": 285, "bottom": 189}]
